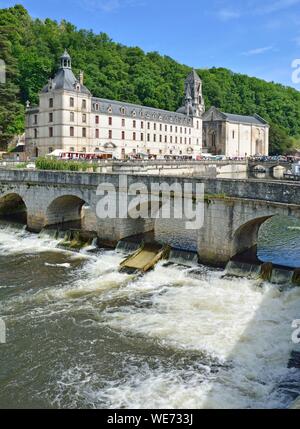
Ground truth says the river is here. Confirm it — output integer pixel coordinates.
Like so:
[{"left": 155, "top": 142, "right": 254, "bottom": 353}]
[{"left": 0, "top": 218, "right": 299, "bottom": 409}]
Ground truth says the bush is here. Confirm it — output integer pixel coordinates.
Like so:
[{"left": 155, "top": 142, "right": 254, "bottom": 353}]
[{"left": 35, "top": 157, "right": 93, "bottom": 172}]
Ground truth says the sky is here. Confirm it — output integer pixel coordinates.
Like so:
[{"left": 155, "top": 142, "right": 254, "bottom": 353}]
[{"left": 1, "top": 0, "right": 300, "bottom": 89}]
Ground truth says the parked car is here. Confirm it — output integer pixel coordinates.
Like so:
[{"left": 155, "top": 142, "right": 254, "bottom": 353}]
[{"left": 26, "top": 163, "right": 36, "bottom": 170}]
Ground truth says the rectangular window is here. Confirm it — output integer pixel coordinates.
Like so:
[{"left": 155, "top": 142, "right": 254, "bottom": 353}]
[
  {"left": 49, "top": 113, "right": 53, "bottom": 122},
  {"left": 170, "top": 136, "right": 173, "bottom": 143},
  {"left": 122, "top": 131, "right": 125, "bottom": 140},
  {"left": 82, "top": 114, "right": 87, "bottom": 123},
  {"left": 82, "top": 99, "right": 87, "bottom": 109},
  {"left": 165, "top": 136, "right": 167, "bottom": 143},
  {"left": 160, "top": 124, "right": 162, "bottom": 132},
  {"left": 153, "top": 134, "right": 156, "bottom": 142},
  {"left": 70, "top": 112, "right": 75, "bottom": 122},
  {"left": 159, "top": 135, "right": 162, "bottom": 143},
  {"left": 70, "top": 97, "right": 74, "bottom": 108},
  {"left": 141, "top": 133, "right": 144, "bottom": 141},
  {"left": 165, "top": 125, "right": 167, "bottom": 132},
  {"left": 197, "top": 121, "right": 199, "bottom": 130},
  {"left": 34, "top": 115, "right": 38, "bottom": 125},
  {"left": 154, "top": 123, "right": 157, "bottom": 131},
  {"left": 70, "top": 127, "right": 74, "bottom": 137},
  {"left": 49, "top": 98, "right": 53, "bottom": 108},
  {"left": 175, "top": 126, "right": 178, "bottom": 133},
  {"left": 122, "top": 118, "right": 126, "bottom": 127},
  {"left": 109, "top": 130, "right": 112, "bottom": 139},
  {"left": 82, "top": 128, "right": 86, "bottom": 138},
  {"left": 95, "top": 129, "right": 99, "bottom": 139},
  {"left": 34, "top": 129, "right": 38, "bottom": 139},
  {"left": 95, "top": 115, "right": 99, "bottom": 124},
  {"left": 147, "top": 134, "right": 150, "bottom": 142},
  {"left": 133, "top": 120, "right": 136, "bottom": 128},
  {"left": 170, "top": 126, "right": 173, "bottom": 133},
  {"left": 141, "top": 121, "right": 144, "bottom": 129},
  {"left": 49, "top": 127, "right": 53, "bottom": 137},
  {"left": 232, "top": 131, "right": 235, "bottom": 139},
  {"left": 133, "top": 132, "right": 136, "bottom": 141},
  {"left": 147, "top": 122, "right": 150, "bottom": 130},
  {"left": 175, "top": 136, "right": 178, "bottom": 144},
  {"left": 109, "top": 117, "right": 112, "bottom": 126}
]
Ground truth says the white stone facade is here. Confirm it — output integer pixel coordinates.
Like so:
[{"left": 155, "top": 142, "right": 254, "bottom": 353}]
[
  {"left": 25, "top": 51, "right": 203, "bottom": 159},
  {"left": 202, "top": 107, "right": 269, "bottom": 157}
]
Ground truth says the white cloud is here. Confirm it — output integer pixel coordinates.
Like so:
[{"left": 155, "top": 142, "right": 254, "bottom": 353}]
[
  {"left": 218, "top": 9, "right": 241, "bottom": 21},
  {"left": 242, "top": 46, "right": 274, "bottom": 56},
  {"left": 255, "top": 0, "right": 300, "bottom": 14},
  {"left": 216, "top": 0, "right": 300, "bottom": 21}
]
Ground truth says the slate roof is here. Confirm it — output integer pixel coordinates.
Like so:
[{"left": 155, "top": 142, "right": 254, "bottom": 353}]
[
  {"left": 41, "top": 68, "right": 91, "bottom": 95},
  {"left": 222, "top": 112, "right": 268, "bottom": 125},
  {"left": 203, "top": 107, "right": 268, "bottom": 126},
  {"left": 92, "top": 97, "right": 194, "bottom": 126}
]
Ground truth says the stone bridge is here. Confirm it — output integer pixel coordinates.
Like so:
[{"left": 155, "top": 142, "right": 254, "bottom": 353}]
[
  {"left": 0, "top": 169, "right": 299, "bottom": 267},
  {"left": 248, "top": 160, "right": 293, "bottom": 174}
]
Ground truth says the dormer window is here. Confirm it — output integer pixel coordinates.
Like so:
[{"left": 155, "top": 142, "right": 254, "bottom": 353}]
[
  {"left": 108, "top": 106, "right": 113, "bottom": 114},
  {"left": 76, "top": 84, "right": 80, "bottom": 91},
  {"left": 132, "top": 110, "right": 136, "bottom": 117},
  {"left": 120, "top": 107, "right": 126, "bottom": 115}
]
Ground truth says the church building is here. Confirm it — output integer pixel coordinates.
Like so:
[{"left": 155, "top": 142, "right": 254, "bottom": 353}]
[
  {"left": 25, "top": 51, "right": 204, "bottom": 159},
  {"left": 202, "top": 106, "right": 269, "bottom": 157}
]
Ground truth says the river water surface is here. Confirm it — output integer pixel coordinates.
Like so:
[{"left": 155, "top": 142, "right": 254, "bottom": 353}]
[{"left": 0, "top": 218, "right": 300, "bottom": 409}]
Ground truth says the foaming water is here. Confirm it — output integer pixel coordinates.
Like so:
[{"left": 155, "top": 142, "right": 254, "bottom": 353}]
[
  {"left": 0, "top": 224, "right": 299, "bottom": 409},
  {"left": 0, "top": 223, "right": 61, "bottom": 256}
]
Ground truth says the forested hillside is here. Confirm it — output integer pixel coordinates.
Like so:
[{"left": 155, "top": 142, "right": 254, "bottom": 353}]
[{"left": 0, "top": 4, "right": 300, "bottom": 153}]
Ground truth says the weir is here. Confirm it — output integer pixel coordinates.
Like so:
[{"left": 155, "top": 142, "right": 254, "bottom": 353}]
[
  {"left": 225, "top": 259, "right": 300, "bottom": 286},
  {"left": 168, "top": 249, "right": 199, "bottom": 267}
]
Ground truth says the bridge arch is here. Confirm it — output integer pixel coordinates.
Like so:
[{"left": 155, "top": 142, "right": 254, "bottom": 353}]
[
  {"left": 0, "top": 193, "right": 27, "bottom": 224},
  {"left": 232, "top": 215, "right": 273, "bottom": 259},
  {"left": 45, "top": 195, "right": 87, "bottom": 229}
]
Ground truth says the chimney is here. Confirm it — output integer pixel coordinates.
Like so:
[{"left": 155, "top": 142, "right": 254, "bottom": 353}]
[{"left": 79, "top": 71, "right": 84, "bottom": 85}]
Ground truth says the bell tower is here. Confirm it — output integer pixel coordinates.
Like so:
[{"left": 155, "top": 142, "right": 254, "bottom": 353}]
[
  {"left": 60, "top": 49, "right": 72, "bottom": 69},
  {"left": 184, "top": 70, "right": 205, "bottom": 116}
]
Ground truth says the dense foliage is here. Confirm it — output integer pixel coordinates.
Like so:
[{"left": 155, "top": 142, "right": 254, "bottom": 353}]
[
  {"left": 0, "top": 4, "right": 300, "bottom": 153},
  {"left": 35, "top": 157, "right": 95, "bottom": 172}
]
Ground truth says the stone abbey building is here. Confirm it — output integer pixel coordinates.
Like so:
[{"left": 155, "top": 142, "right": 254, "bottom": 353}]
[
  {"left": 25, "top": 51, "right": 204, "bottom": 159},
  {"left": 25, "top": 50, "right": 269, "bottom": 159}
]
